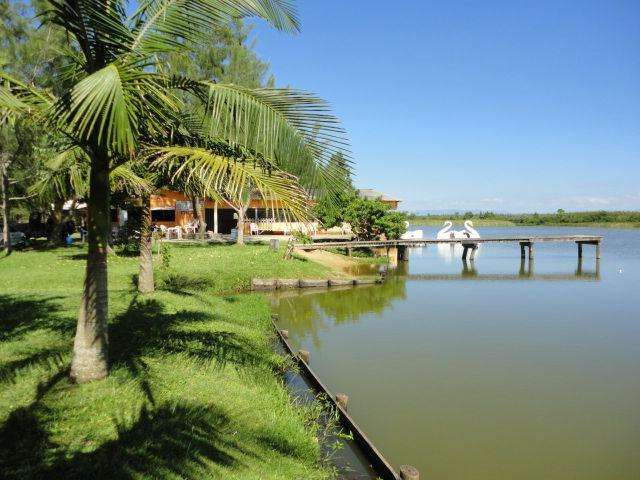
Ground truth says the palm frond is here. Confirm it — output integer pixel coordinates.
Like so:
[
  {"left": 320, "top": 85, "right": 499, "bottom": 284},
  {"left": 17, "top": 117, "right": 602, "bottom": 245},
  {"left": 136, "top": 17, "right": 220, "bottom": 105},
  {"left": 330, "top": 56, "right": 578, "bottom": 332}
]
[
  {"left": 110, "top": 162, "right": 152, "bottom": 195},
  {"left": 45, "top": 0, "right": 133, "bottom": 64},
  {"left": 0, "top": 73, "right": 55, "bottom": 119},
  {"left": 148, "top": 145, "right": 311, "bottom": 221},
  {"left": 29, "top": 146, "right": 89, "bottom": 202},
  {"left": 59, "top": 63, "right": 136, "bottom": 153},
  {"left": 56, "top": 62, "right": 181, "bottom": 155},
  {"left": 200, "top": 83, "right": 351, "bottom": 197},
  {"left": 128, "top": 0, "right": 299, "bottom": 56}
]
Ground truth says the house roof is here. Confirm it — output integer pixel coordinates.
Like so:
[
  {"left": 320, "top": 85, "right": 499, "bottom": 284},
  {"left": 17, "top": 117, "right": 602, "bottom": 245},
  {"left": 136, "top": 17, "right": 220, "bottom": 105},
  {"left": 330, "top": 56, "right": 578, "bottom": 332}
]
[{"left": 357, "top": 189, "right": 401, "bottom": 203}]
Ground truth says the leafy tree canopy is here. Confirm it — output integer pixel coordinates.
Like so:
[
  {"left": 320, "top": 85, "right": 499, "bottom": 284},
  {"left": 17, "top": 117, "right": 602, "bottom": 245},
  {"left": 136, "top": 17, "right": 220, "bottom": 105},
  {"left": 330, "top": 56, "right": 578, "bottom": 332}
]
[{"left": 344, "top": 197, "right": 406, "bottom": 240}]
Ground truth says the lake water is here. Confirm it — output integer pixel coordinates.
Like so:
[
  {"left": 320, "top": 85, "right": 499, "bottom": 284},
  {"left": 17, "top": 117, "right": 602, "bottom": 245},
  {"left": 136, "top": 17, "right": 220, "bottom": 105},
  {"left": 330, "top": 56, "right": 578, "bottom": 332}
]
[{"left": 271, "top": 227, "right": 640, "bottom": 480}]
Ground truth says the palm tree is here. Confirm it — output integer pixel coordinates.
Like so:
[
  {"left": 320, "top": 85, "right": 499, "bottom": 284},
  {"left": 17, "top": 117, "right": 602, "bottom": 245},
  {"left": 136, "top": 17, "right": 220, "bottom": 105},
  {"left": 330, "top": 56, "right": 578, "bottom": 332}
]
[{"left": 0, "top": 0, "right": 351, "bottom": 383}]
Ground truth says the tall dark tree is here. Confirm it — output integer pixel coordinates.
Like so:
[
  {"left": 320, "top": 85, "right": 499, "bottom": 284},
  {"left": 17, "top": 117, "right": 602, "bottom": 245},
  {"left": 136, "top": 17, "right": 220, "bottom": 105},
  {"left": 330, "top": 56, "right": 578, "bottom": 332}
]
[{"left": 0, "top": 0, "right": 69, "bottom": 253}]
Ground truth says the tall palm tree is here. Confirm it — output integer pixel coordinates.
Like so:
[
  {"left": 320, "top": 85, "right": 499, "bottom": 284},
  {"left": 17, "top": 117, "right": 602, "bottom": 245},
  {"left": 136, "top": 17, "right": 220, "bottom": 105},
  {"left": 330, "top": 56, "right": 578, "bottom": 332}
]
[{"left": 0, "top": 0, "right": 351, "bottom": 383}]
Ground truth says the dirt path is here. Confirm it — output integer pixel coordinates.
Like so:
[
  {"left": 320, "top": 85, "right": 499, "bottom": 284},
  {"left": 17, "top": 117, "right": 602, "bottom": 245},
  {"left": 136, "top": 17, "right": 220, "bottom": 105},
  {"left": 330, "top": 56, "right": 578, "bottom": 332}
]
[{"left": 293, "top": 248, "right": 358, "bottom": 275}]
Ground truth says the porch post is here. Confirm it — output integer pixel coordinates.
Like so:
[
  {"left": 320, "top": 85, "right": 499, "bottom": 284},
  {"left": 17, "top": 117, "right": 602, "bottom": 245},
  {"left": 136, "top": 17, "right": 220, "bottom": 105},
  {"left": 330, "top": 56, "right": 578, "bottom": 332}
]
[
  {"left": 254, "top": 207, "right": 258, "bottom": 221},
  {"left": 214, "top": 202, "right": 218, "bottom": 234}
]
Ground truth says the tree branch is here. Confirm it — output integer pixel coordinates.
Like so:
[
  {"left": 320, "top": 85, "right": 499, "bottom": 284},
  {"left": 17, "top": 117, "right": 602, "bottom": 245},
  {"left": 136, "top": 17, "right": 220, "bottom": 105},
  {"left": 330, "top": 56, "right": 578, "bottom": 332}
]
[{"left": 9, "top": 194, "right": 36, "bottom": 201}]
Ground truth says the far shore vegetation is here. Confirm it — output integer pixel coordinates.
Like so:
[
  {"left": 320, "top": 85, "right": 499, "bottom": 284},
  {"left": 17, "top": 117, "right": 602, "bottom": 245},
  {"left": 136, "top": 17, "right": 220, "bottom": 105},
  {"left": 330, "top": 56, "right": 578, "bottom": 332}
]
[{"left": 406, "top": 210, "right": 640, "bottom": 228}]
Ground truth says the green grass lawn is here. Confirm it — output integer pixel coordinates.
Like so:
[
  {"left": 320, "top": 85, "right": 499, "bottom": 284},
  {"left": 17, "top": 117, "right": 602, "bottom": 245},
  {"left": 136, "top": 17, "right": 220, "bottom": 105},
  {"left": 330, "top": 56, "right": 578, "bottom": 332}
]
[{"left": 0, "top": 243, "right": 333, "bottom": 479}]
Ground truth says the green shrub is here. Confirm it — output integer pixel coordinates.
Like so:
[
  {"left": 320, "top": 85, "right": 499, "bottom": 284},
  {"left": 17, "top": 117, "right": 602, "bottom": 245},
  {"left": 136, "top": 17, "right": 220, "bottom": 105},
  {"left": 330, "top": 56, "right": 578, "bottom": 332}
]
[
  {"left": 312, "top": 189, "right": 356, "bottom": 228},
  {"left": 376, "top": 211, "right": 408, "bottom": 239},
  {"left": 160, "top": 242, "right": 172, "bottom": 269},
  {"left": 344, "top": 198, "right": 407, "bottom": 240},
  {"left": 291, "top": 230, "right": 313, "bottom": 244}
]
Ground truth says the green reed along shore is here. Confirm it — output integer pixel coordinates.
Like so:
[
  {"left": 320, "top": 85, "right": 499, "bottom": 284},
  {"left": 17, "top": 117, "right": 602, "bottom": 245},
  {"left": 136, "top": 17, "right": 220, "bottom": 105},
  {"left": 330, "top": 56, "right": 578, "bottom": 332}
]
[{"left": 0, "top": 243, "right": 335, "bottom": 480}]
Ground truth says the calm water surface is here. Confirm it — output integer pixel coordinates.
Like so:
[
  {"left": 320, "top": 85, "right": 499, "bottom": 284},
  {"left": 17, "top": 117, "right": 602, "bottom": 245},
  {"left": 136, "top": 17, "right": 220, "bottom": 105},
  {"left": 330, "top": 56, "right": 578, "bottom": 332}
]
[{"left": 271, "top": 227, "right": 640, "bottom": 480}]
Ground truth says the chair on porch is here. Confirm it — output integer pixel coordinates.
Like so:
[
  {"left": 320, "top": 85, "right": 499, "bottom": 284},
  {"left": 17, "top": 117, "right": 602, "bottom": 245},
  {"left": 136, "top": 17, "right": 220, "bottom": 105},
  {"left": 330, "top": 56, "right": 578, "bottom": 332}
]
[
  {"left": 167, "top": 226, "right": 182, "bottom": 239},
  {"left": 250, "top": 223, "right": 261, "bottom": 236},
  {"left": 184, "top": 219, "right": 199, "bottom": 237}
]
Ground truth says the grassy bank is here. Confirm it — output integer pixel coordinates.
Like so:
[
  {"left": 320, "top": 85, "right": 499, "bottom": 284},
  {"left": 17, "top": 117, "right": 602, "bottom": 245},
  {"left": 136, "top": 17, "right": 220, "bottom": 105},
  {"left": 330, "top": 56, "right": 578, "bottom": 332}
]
[{"left": 0, "top": 243, "right": 334, "bottom": 479}]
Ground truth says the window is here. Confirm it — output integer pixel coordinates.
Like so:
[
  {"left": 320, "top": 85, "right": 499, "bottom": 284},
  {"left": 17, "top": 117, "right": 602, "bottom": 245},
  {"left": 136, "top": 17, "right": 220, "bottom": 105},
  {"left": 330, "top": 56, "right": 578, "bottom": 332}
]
[{"left": 151, "top": 209, "right": 175, "bottom": 222}]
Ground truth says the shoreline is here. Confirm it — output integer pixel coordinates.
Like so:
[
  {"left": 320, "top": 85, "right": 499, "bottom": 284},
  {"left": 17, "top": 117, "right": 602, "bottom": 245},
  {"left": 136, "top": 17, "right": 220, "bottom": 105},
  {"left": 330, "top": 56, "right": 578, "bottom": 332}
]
[{"left": 408, "top": 219, "right": 640, "bottom": 228}]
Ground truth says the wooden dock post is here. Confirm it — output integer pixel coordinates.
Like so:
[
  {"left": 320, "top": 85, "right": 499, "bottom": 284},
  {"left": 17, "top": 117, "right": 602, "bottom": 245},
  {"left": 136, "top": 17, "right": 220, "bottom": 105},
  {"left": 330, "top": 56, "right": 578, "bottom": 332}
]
[
  {"left": 520, "top": 242, "right": 527, "bottom": 259},
  {"left": 576, "top": 239, "right": 602, "bottom": 260},
  {"left": 576, "top": 256, "right": 583, "bottom": 276},
  {"left": 400, "top": 464, "right": 420, "bottom": 480},
  {"left": 298, "top": 349, "right": 310, "bottom": 364},
  {"left": 462, "top": 243, "right": 477, "bottom": 260},
  {"left": 335, "top": 393, "right": 349, "bottom": 411},
  {"left": 528, "top": 242, "right": 534, "bottom": 259}
]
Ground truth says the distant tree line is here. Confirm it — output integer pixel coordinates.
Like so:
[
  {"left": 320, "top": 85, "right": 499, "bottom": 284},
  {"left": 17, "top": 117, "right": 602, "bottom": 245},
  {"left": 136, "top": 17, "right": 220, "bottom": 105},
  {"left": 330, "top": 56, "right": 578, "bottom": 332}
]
[{"left": 405, "top": 209, "right": 640, "bottom": 226}]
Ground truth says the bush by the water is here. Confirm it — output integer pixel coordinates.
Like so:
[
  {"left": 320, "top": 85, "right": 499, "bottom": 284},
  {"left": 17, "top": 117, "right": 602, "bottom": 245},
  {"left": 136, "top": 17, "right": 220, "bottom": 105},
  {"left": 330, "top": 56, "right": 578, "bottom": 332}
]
[
  {"left": 344, "top": 198, "right": 407, "bottom": 240},
  {"left": 313, "top": 188, "right": 407, "bottom": 240}
]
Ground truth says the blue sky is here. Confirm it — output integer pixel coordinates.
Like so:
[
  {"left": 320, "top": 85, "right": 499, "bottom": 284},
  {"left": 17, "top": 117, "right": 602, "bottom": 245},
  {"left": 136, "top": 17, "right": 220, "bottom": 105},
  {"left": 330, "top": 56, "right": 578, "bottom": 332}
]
[{"left": 250, "top": 0, "right": 640, "bottom": 213}]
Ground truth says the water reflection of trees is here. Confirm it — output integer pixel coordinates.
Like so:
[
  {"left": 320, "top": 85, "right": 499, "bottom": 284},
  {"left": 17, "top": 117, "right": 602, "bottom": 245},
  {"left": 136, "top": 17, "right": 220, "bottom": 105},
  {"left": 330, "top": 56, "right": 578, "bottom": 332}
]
[
  {"left": 271, "top": 279, "right": 406, "bottom": 348},
  {"left": 317, "top": 279, "right": 406, "bottom": 324}
]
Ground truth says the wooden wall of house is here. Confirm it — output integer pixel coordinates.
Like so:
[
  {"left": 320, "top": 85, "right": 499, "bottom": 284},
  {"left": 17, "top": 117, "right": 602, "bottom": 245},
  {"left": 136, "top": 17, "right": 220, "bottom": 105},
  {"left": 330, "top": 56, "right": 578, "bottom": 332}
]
[{"left": 149, "top": 189, "right": 291, "bottom": 232}]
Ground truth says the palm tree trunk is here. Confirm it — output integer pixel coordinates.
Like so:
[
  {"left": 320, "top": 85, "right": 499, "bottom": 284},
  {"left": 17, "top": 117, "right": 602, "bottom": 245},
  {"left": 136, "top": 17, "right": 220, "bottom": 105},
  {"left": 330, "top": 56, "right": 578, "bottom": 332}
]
[
  {"left": 70, "top": 154, "right": 110, "bottom": 383},
  {"left": 198, "top": 198, "right": 206, "bottom": 242},
  {"left": 1, "top": 162, "right": 11, "bottom": 255},
  {"left": 190, "top": 196, "right": 199, "bottom": 240},
  {"left": 236, "top": 205, "right": 245, "bottom": 245},
  {"left": 49, "top": 198, "right": 65, "bottom": 245},
  {"left": 138, "top": 194, "right": 154, "bottom": 294}
]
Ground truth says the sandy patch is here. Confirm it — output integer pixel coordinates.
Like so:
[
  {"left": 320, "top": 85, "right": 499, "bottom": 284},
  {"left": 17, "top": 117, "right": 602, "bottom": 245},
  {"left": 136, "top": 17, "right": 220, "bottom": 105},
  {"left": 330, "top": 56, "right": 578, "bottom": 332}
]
[{"left": 293, "top": 248, "right": 356, "bottom": 275}]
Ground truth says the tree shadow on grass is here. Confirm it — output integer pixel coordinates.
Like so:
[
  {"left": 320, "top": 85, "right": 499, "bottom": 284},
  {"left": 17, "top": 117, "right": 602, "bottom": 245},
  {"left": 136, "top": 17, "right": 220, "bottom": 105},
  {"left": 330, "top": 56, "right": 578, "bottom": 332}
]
[
  {"left": 1, "top": 295, "right": 285, "bottom": 479},
  {"left": 64, "top": 253, "right": 88, "bottom": 261},
  {"left": 109, "top": 298, "right": 268, "bottom": 405},
  {"left": 59, "top": 402, "right": 244, "bottom": 480},
  {"left": 0, "top": 345, "right": 68, "bottom": 384},
  {"left": 156, "top": 273, "right": 215, "bottom": 296},
  {"left": 255, "top": 428, "right": 314, "bottom": 461},
  {"left": 0, "top": 295, "right": 74, "bottom": 342},
  {"left": 0, "top": 398, "right": 247, "bottom": 480}
]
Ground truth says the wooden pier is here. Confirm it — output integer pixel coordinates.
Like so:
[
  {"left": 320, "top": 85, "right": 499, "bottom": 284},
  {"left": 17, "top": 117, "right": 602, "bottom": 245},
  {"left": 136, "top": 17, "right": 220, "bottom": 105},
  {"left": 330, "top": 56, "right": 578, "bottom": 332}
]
[{"left": 294, "top": 235, "right": 603, "bottom": 262}]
